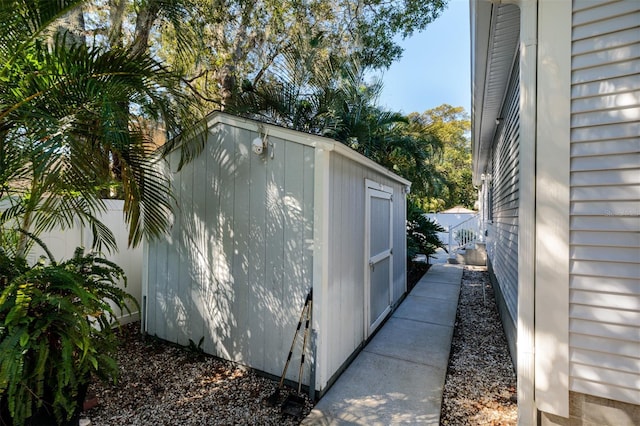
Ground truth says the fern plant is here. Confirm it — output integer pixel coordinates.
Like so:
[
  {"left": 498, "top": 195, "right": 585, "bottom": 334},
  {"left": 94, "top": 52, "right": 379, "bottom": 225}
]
[
  {"left": 0, "top": 246, "right": 138, "bottom": 425},
  {"left": 406, "top": 199, "right": 446, "bottom": 262}
]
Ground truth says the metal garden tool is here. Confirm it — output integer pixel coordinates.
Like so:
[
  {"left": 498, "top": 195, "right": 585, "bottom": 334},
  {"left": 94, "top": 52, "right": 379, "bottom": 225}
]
[
  {"left": 263, "top": 289, "right": 312, "bottom": 407},
  {"left": 281, "top": 290, "right": 312, "bottom": 418}
]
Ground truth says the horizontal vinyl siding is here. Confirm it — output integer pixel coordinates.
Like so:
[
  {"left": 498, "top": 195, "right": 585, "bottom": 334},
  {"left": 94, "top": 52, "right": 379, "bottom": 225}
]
[
  {"left": 488, "top": 57, "right": 520, "bottom": 333},
  {"left": 570, "top": 0, "right": 640, "bottom": 405}
]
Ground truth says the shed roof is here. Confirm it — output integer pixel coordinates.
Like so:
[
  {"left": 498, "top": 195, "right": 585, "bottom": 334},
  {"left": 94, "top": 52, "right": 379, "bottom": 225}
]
[{"left": 206, "top": 111, "right": 411, "bottom": 187}]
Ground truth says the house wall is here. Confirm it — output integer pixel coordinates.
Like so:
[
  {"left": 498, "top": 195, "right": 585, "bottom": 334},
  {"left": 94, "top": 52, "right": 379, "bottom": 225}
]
[
  {"left": 315, "top": 151, "right": 407, "bottom": 391},
  {"left": 568, "top": 0, "right": 640, "bottom": 407},
  {"left": 486, "top": 54, "right": 520, "bottom": 365},
  {"left": 473, "top": 0, "right": 639, "bottom": 423},
  {"left": 145, "top": 122, "right": 316, "bottom": 385}
]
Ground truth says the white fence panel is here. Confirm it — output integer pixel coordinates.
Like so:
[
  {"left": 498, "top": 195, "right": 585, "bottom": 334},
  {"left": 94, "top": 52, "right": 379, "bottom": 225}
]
[
  {"left": 7, "top": 200, "right": 142, "bottom": 324},
  {"left": 426, "top": 211, "right": 479, "bottom": 246}
]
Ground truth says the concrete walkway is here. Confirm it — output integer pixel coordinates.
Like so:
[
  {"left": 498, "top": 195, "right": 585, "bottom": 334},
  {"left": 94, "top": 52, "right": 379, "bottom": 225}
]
[{"left": 302, "top": 263, "right": 463, "bottom": 425}]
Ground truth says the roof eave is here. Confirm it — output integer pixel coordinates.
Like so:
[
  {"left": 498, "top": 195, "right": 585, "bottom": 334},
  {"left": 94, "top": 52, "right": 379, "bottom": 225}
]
[
  {"left": 470, "top": 1, "right": 521, "bottom": 186},
  {"left": 470, "top": 0, "right": 493, "bottom": 185}
]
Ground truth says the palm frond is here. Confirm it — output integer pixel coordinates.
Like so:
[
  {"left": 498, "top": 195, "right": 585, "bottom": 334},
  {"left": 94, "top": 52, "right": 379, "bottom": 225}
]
[
  {"left": 1, "top": 18, "right": 205, "bottom": 249},
  {"left": 0, "top": 0, "right": 86, "bottom": 66}
]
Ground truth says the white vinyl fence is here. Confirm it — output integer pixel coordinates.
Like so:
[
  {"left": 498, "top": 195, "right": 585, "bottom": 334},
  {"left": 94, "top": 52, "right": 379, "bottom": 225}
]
[{"left": 5, "top": 199, "right": 142, "bottom": 324}]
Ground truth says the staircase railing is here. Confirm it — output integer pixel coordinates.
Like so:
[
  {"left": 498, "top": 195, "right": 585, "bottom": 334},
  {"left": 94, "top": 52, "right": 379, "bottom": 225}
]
[{"left": 447, "top": 214, "right": 481, "bottom": 259}]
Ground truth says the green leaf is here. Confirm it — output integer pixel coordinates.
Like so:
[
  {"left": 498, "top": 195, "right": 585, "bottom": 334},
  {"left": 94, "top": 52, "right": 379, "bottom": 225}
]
[{"left": 19, "top": 331, "right": 29, "bottom": 347}]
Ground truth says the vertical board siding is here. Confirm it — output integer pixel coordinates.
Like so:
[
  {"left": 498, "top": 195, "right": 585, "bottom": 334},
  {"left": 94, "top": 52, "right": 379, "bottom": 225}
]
[
  {"left": 488, "top": 57, "right": 520, "bottom": 332},
  {"left": 570, "top": 0, "right": 640, "bottom": 405},
  {"left": 323, "top": 153, "right": 406, "bottom": 387},
  {"left": 146, "top": 124, "right": 315, "bottom": 385},
  {"left": 326, "top": 153, "right": 365, "bottom": 378}
]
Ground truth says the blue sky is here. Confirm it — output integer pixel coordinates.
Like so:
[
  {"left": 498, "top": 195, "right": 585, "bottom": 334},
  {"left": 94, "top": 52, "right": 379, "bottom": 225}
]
[{"left": 377, "top": 0, "right": 470, "bottom": 115}]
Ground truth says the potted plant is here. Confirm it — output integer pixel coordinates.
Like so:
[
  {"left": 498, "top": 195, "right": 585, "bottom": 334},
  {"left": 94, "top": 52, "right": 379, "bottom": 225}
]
[{"left": 0, "top": 243, "right": 137, "bottom": 426}]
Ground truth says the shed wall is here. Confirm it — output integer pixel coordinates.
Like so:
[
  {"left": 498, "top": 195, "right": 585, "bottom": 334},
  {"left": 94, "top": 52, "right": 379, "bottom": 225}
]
[
  {"left": 569, "top": 0, "right": 640, "bottom": 405},
  {"left": 145, "top": 123, "right": 316, "bottom": 385},
  {"left": 318, "top": 152, "right": 407, "bottom": 389}
]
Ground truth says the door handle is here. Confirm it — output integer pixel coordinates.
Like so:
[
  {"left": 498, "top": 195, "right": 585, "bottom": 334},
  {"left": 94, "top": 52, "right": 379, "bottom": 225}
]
[{"left": 369, "top": 260, "right": 375, "bottom": 272}]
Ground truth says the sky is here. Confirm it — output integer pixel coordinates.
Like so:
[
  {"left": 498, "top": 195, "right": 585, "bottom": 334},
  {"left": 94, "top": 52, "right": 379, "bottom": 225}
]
[{"left": 377, "top": 0, "right": 471, "bottom": 115}]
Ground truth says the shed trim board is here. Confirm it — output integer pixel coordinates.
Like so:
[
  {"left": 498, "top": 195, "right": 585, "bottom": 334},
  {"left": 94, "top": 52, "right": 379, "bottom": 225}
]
[
  {"left": 312, "top": 146, "right": 332, "bottom": 394},
  {"left": 472, "top": 0, "right": 640, "bottom": 423},
  {"left": 143, "top": 112, "right": 409, "bottom": 397}
]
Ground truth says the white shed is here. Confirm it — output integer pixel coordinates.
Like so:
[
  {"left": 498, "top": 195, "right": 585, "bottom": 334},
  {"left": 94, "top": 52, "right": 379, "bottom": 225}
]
[{"left": 142, "top": 112, "right": 410, "bottom": 396}]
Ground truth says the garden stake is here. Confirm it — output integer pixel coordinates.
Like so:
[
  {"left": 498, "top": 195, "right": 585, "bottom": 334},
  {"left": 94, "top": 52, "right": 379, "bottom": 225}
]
[{"left": 263, "top": 289, "right": 312, "bottom": 407}]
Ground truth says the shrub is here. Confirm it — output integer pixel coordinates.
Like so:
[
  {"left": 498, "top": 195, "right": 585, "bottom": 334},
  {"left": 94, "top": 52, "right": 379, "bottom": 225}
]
[
  {"left": 0, "top": 246, "right": 137, "bottom": 425},
  {"left": 406, "top": 200, "right": 446, "bottom": 262}
]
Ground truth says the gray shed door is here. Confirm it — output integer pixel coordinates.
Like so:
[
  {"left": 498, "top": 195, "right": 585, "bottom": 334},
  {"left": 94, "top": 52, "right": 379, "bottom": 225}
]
[{"left": 365, "top": 182, "right": 394, "bottom": 337}]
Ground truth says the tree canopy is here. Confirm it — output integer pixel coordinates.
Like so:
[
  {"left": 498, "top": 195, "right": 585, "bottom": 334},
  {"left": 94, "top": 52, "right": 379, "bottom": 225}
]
[
  {"left": 80, "top": 0, "right": 447, "bottom": 107},
  {"left": 1, "top": 0, "right": 458, "bottom": 255},
  {"left": 0, "top": 0, "right": 205, "bottom": 252},
  {"left": 408, "top": 105, "right": 474, "bottom": 211}
]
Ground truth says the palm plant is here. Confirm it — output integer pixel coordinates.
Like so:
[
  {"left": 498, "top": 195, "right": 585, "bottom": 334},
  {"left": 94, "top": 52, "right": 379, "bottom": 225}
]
[
  {"left": 0, "top": 3, "right": 202, "bottom": 423},
  {"left": 0, "top": 0, "right": 205, "bottom": 255},
  {"left": 231, "top": 42, "right": 446, "bottom": 196},
  {"left": 0, "top": 244, "right": 137, "bottom": 425}
]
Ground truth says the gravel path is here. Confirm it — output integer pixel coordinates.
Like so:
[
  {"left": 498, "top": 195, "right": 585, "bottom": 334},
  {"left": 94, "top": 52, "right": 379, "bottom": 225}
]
[
  {"left": 87, "top": 265, "right": 516, "bottom": 425},
  {"left": 440, "top": 266, "right": 518, "bottom": 425}
]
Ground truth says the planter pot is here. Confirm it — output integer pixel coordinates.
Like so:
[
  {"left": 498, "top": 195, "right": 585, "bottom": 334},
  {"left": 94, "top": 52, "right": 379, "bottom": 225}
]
[{"left": 82, "top": 393, "right": 98, "bottom": 412}]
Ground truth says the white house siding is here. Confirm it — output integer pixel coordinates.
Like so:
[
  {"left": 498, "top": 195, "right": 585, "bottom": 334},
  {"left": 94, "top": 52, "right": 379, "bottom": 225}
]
[
  {"left": 487, "top": 56, "right": 520, "bottom": 359},
  {"left": 570, "top": 0, "right": 640, "bottom": 405},
  {"left": 145, "top": 123, "right": 316, "bottom": 385},
  {"left": 321, "top": 152, "right": 407, "bottom": 388}
]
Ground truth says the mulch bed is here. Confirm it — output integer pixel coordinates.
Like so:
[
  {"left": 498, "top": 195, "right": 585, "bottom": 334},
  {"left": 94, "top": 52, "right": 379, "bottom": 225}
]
[
  {"left": 407, "top": 260, "right": 431, "bottom": 291},
  {"left": 85, "top": 325, "right": 312, "bottom": 425}
]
